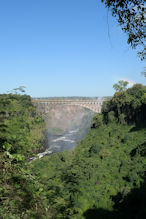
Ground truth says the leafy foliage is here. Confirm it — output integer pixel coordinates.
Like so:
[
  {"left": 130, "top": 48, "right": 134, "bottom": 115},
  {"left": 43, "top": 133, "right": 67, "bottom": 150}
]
[
  {"left": 0, "top": 84, "right": 146, "bottom": 218},
  {"left": 102, "top": 83, "right": 146, "bottom": 125},
  {"left": 113, "top": 80, "right": 129, "bottom": 92},
  {"left": 101, "top": 0, "right": 146, "bottom": 60},
  {"left": 0, "top": 93, "right": 50, "bottom": 218},
  {"left": 31, "top": 83, "right": 146, "bottom": 218}
]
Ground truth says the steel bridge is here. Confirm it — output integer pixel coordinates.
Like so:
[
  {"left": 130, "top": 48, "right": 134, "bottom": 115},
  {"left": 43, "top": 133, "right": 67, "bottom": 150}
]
[{"left": 32, "top": 98, "right": 105, "bottom": 114}]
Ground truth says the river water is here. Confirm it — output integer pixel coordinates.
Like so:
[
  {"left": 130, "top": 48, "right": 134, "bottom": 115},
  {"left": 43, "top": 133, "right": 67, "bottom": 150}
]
[
  {"left": 31, "top": 129, "right": 79, "bottom": 160},
  {"left": 30, "top": 109, "right": 94, "bottom": 160}
]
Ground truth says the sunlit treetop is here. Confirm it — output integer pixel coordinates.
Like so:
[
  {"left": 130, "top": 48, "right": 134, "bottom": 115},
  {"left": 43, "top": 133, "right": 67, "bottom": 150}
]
[{"left": 113, "top": 80, "right": 129, "bottom": 92}]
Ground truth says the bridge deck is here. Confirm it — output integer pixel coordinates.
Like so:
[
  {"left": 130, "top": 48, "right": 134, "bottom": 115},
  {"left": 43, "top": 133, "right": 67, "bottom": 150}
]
[{"left": 32, "top": 98, "right": 105, "bottom": 113}]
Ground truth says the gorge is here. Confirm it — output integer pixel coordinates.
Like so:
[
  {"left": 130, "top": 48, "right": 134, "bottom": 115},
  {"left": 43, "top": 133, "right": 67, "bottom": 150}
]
[
  {"left": 0, "top": 84, "right": 146, "bottom": 219},
  {"left": 32, "top": 98, "right": 105, "bottom": 158}
]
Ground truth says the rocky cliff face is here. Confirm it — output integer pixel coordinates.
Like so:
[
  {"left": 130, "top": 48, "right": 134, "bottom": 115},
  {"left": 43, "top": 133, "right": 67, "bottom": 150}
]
[
  {"left": 43, "top": 105, "right": 94, "bottom": 136},
  {"left": 33, "top": 105, "right": 95, "bottom": 155}
]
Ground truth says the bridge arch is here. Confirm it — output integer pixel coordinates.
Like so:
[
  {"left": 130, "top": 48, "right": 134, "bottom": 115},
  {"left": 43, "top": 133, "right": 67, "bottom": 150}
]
[{"left": 32, "top": 99, "right": 104, "bottom": 115}]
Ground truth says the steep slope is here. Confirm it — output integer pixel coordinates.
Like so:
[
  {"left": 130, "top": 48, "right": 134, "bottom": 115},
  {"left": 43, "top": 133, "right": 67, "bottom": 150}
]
[{"left": 31, "top": 84, "right": 146, "bottom": 218}]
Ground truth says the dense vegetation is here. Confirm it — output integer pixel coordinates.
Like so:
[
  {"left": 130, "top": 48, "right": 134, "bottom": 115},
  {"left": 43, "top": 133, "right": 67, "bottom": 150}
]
[
  {"left": 31, "top": 83, "right": 146, "bottom": 218},
  {"left": 0, "top": 83, "right": 146, "bottom": 218},
  {"left": 0, "top": 93, "right": 49, "bottom": 218}
]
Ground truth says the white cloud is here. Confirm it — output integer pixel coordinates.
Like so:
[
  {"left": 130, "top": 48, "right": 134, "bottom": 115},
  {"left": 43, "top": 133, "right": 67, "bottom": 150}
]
[{"left": 120, "top": 78, "right": 136, "bottom": 87}]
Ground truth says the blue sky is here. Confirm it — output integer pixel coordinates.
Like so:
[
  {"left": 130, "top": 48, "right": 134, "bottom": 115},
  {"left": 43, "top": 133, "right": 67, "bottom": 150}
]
[{"left": 0, "top": 0, "right": 145, "bottom": 97}]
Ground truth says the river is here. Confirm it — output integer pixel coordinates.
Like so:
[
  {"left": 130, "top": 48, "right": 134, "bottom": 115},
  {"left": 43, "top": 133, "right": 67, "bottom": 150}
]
[
  {"left": 30, "top": 108, "right": 94, "bottom": 160},
  {"left": 31, "top": 128, "right": 79, "bottom": 160}
]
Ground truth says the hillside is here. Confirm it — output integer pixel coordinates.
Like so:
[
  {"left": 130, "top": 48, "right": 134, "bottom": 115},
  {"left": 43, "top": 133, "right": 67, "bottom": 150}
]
[
  {"left": 0, "top": 83, "right": 146, "bottom": 218},
  {"left": 0, "top": 93, "right": 48, "bottom": 218},
  {"left": 31, "top": 83, "right": 146, "bottom": 218}
]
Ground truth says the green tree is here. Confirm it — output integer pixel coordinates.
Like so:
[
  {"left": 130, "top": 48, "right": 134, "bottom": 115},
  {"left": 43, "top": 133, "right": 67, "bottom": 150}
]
[
  {"left": 102, "top": 0, "right": 146, "bottom": 60},
  {"left": 8, "top": 86, "right": 26, "bottom": 94},
  {"left": 91, "top": 113, "right": 103, "bottom": 128},
  {"left": 0, "top": 93, "right": 51, "bottom": 218},
  {"left": 113, "top": 80, "right": 129, "bottom": 92}
]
